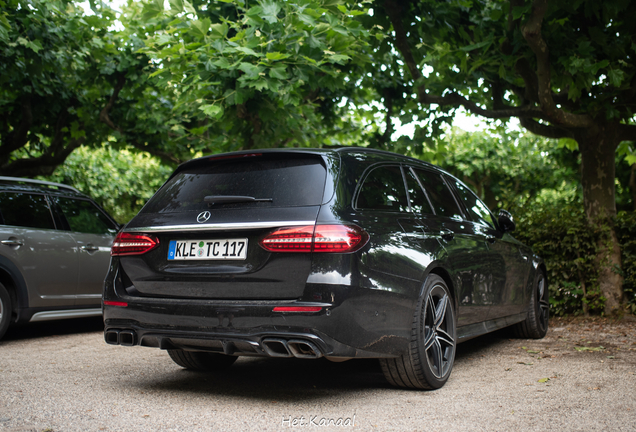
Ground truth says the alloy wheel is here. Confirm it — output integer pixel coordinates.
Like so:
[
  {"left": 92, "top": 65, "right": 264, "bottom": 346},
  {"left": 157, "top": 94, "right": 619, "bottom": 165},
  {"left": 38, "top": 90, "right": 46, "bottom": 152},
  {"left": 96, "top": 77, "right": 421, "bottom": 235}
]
[
  {"left": 537, "top": 274, "right": 549, "bottom": 333},
  {"left": 423, "top": 285, "right": 455, "bottom": 379}
]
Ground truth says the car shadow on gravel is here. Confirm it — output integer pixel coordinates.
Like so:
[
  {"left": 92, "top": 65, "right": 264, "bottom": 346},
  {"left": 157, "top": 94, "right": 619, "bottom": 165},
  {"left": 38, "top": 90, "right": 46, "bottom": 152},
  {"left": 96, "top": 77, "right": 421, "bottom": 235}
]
[
  {"left": 1, "top": 316, "right": 104, "bottom": 342},
  {"left": 130, "top": 329, "right": 514, "bottom": 401}
]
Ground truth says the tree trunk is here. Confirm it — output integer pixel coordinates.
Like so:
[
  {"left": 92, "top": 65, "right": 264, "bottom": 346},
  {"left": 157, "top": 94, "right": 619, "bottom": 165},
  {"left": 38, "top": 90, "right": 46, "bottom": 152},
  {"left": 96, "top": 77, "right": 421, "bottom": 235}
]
[
  {"left": 575, "top": 123, "right": 624, "bottom": 314},
  {"left": 629, "top": 163, "right": 636, "bottom": 211}
]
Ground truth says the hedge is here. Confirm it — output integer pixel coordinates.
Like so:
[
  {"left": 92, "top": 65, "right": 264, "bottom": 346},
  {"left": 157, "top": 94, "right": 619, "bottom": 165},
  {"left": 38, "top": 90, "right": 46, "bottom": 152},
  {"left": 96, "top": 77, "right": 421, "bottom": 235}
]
[{"left": 512, "top": 206, "right": 636, "bottom": 316}]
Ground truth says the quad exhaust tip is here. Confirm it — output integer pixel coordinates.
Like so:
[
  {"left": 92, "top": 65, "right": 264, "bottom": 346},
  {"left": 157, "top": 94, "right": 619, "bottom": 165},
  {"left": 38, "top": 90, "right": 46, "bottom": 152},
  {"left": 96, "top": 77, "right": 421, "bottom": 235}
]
[
  {"left": 105, "top": 331, "right": 322, "bottom": 359},
  {"left": 287, "top": 339, "right": 322, "bottom": 359},
  {"left": 104, "top": 329, "right": 137, "bottom": 346},
  {"left": 261, "top": 338, "right": 322, "bottom": 359}
]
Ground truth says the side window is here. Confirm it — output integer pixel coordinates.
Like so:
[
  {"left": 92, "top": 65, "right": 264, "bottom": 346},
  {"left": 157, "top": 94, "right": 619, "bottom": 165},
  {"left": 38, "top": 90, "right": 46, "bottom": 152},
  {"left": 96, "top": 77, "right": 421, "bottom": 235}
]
[
  {"left": 0, "top": 192, "right": 55, "bottom": 229},
  {"left": 405, "top": 168, "right": 434, "bottom": 215},
  {"left": 413, "top": 169, "right": 463, "bottom": 219},
  {"left": 54, "top": 197, "right": 117, "bottom": 235},
  {"left": 449, "top": 178, "right": 496, "bottom": 228},
  {"left": 356, "top": 165, "right": 409, "bottom": 212}
]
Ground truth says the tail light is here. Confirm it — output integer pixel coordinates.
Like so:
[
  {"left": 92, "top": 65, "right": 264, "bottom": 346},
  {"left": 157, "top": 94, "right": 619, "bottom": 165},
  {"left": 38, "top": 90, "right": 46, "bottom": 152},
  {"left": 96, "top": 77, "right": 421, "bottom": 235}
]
[
  {"left": 111, "top": 232, "right": 160, "bottom": 256},
  {"left": 272, "top": 306, "right": 323, "bottom": 312},
  {"left": 260, "top": 224, "right": 368, "bottom": 253},
  {"left": 103, "top": 301, "right": 128, "bottom": 307}
]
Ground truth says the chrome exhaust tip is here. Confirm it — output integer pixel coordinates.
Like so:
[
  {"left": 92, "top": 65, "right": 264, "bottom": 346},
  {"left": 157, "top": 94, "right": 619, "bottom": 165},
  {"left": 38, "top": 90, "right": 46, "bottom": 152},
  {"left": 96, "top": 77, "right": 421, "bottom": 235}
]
[
  {"left": 104, "top": 330, "right": 120, "bottom": 345},
  {"left": 119, "top": 330, "right": 136, "bottom": 346},
  {"left": 261, "top": 338, "right": 293, "bottom": 357},
  {"left": 288, "top": 339, "right": 322, "bottom": 359}
]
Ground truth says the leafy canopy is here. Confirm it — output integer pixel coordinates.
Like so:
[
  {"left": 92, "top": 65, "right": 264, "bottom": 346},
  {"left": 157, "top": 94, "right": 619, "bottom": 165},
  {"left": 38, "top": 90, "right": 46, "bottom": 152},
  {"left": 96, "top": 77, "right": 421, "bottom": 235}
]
[{"left": 133, "top": 0, "right": 372, "bottom": 152}]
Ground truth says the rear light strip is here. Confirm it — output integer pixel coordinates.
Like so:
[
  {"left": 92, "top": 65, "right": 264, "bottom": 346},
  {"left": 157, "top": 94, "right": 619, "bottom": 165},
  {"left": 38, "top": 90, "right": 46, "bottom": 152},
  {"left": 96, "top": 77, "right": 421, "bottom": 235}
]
[
  {"left": 260, "top": 224, "right": 368, "bottom": 253},
  {"left": 111, "top": 232, "right": 160, "bottom": 256},
  {"left": 104, "top": 301, "right": 128, "bottom": 307},
  {"left": 272, "top": 306, "right": 322, "bottom": 312}
]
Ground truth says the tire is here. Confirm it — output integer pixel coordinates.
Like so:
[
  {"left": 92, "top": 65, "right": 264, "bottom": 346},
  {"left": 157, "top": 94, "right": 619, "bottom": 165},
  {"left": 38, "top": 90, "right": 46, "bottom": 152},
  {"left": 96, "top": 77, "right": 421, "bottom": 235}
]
[
  {"left": 0, "top": 282, "right": 12, "bottom": 340},
  {"left": 513, "top": 269, "right": 549, "bottom": 339},
  {"left": 167, "top": 349, "right": 237, "bottom": 371},
  {"left": 380, "top": 274, "right": 456, "bottom": 390}
]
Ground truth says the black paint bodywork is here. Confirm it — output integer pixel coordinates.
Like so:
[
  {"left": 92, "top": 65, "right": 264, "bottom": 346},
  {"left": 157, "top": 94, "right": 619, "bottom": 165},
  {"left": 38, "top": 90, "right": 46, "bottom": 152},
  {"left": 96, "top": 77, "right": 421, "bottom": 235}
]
[{"left": 103, "top": 148, "right": 545, "bottom": 359}]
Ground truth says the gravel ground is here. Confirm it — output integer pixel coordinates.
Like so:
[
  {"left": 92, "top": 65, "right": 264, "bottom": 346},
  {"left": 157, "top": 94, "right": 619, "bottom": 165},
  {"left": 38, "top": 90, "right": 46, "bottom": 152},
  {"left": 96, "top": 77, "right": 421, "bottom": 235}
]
[{"left": 1, "top": 316, "right": 635, "bottom": 432}]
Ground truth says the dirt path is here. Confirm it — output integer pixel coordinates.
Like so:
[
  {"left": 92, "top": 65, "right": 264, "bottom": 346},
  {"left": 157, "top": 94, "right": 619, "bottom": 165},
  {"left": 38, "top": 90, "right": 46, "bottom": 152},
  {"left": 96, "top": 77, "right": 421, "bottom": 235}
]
[{"left": 1, "top": 316, "right": 635, "bottom": 432}]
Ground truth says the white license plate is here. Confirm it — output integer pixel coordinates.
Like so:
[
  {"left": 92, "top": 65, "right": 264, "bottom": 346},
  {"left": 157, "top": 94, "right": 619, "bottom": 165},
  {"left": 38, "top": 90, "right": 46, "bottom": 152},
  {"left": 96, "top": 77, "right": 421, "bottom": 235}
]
[{"left": 168, "top": 239, "right": 248, "bottom": 260}]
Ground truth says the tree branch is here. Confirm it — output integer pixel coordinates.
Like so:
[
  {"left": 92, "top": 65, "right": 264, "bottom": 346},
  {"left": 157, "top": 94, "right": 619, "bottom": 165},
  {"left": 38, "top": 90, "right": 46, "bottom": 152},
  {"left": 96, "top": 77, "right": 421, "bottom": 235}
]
[
  {"left": 514, "top": 57, "right": 539, "bottom": 104},
  {"left": 384, "top": 0, "right": 546, "bottom": 121},
  {"left": 629, "top": 163, "right": 636, "bottom": 212},
  {"left": 491, "top": 80, "right": 506, "bottom": 111},
  {"left": 128, "top": 139, "right": 182, "bottom": 165},
  {"left": 0, "top": 137, "right": 85, "bottom": 177},
  {"left": 99, "top": 74, "right": 126, "bottom": 133},
  {"left": 0, "top": 96, "right": 33, "bottom": 160},
  {"left": 383, "top": 0, "right": 422, "bottom": 82},
  {"left": 382, "top": 88, "right": 394, "bottom": 147},
  {"left": 98, "top": 74, "right": 181, "bottom": 165},
  {"left": 521, "top": 0, "right": 593, "bottom": 128},
  {"left": 616, "top": 73, "right": 636, "bottom": 113},
  {"left": 616, "top": 123, "right": 636, "bottom": 142},
  {"left": 519, "top": 117, "right": 573, "bottom": 139}
]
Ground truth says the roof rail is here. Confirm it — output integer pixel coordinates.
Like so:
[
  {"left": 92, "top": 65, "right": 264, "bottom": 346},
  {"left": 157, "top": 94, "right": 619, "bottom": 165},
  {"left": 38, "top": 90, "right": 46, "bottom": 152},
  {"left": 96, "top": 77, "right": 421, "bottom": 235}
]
[{"left": 0, "top": 176, "right": 81, "bottom": 194}]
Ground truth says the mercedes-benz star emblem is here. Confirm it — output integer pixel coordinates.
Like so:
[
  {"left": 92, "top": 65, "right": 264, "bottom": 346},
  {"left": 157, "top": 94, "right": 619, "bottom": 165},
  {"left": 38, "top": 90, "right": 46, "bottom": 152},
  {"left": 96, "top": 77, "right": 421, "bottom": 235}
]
[{"left": 197, "top": 211, "right": 211, "bottom": 223}]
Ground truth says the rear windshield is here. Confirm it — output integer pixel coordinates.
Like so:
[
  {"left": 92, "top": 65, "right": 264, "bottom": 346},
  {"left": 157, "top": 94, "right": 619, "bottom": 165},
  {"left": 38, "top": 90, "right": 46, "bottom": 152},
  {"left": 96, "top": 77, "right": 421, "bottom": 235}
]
[{"left": 142, "top": 155, "right": 327, "bottom": 213}]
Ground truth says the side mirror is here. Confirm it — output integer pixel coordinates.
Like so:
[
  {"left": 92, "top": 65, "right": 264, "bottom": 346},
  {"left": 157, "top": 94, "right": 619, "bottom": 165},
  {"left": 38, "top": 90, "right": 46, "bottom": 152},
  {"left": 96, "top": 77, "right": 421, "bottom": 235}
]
[{"left": 498, "top": 209, "right": 516, "bottom": 233}]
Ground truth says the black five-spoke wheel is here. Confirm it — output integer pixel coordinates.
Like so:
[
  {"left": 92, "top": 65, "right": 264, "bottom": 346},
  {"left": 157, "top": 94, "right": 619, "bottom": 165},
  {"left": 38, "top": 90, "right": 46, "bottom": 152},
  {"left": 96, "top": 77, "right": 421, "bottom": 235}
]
[
  {"left": 380, "top": 274, "right": 456, "bottom": 390},
  {"left": 422, "top": 283, "right": 455, "bottom": 380},
  {"left": 514, "top": 269, "right": 549, "bottom": 339}
]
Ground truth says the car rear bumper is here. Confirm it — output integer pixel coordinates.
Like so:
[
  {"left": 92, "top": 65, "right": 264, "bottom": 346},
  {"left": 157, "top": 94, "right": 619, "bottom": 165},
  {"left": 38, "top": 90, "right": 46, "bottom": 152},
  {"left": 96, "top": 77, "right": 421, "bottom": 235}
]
[
  {"left": 103, "top": 254, "right": 420, "bottom": 359},
  {"left": 103, "top": 307, "right": 399, "bottom": 359},
  {"left": 103, "top": 318, "right": 381, "bottom": 359},
  {"left": 102, "top": 285, "right": 416, "bottom": 359}
]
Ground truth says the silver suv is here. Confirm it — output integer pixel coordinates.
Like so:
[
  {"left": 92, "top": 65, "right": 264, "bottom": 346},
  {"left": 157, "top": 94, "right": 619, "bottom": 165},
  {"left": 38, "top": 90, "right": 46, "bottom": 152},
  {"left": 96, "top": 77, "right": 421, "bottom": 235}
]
[{"left": 0, "top": 177, "right": 119, "bottom": 339}]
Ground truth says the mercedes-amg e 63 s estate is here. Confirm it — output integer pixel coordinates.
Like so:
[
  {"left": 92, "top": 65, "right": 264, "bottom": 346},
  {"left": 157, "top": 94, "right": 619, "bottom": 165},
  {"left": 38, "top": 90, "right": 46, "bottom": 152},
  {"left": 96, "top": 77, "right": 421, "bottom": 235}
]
[{"left": 103, "top": 147, "right": 548, "bottom": 390}]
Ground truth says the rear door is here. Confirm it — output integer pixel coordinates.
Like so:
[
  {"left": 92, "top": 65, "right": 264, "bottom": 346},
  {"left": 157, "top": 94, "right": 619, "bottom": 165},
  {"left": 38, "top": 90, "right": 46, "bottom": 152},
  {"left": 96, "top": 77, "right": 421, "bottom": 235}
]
[
  {"left": 0, "top": 192, "right": 78, "bottom": 308},
  {"left": 446, "top": 179, "right": 530, "bottom": 319},
  {"left": 120, "top": 153, "right": 330, "bottom": 300},
  {"left": 352, "top": 164, "right": 434, "bottom": 283},
  {"left": 52, "top": 197, "right": 118, "bottom": 306},
  {"left": 410, "top": 168, "right": 494, "bottom": 327}
]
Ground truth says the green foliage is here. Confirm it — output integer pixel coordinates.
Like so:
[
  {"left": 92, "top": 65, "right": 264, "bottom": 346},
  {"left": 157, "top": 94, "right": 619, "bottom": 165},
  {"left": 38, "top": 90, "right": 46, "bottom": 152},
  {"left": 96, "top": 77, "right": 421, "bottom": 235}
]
[
  {"left": 422, "top": 129, "right": 578, "bottom": 211},
  {"left": 2, "top": 0, "right": 374, "bottom": 176},
  {"left": 513, "top": 200, "right": 604, "bottom": 316},
  {"left": 364, "top": 0, "right": 636, "bottom": 128},
  {"left": 0, "top": 0, "right": 162, "bottom": 175},
  {"left": 617, "top": 211, "right": 636, "bottom": 314},
  {"left": 513, "top": 200, "right": 636, "bottom": 316},
  {"left": 132, "top": 0, "right": 373, "bottom": 153},
  {"left": 40, "top": 146, "right": 172, "bottom": 224}
]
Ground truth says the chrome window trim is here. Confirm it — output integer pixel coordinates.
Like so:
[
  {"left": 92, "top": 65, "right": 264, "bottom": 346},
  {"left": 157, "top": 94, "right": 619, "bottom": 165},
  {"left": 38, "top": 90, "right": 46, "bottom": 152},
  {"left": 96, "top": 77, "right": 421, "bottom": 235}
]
[{"left": 124, "top": 220, "right": 316, "bottom": 233}]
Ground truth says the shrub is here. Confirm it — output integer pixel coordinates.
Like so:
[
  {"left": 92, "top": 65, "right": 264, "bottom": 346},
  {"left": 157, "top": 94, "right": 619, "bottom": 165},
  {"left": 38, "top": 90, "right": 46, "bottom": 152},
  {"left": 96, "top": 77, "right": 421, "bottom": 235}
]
[
  {"left": 513, "top": 203, "right": 602, "bottom": 315},
  {"left": 513, "top": 203, "right": 636, "bottom": 316},
  {"left": 617, "top": 211, "right": 636, "bottom": 314}
]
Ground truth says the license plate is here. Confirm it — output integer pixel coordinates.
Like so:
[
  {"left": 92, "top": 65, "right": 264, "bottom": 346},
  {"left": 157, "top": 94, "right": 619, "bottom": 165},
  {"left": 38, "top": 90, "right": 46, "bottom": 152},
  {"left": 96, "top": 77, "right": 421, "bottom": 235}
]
[{"left": 168, "top": 239, "right": 248, "bottom": 260}]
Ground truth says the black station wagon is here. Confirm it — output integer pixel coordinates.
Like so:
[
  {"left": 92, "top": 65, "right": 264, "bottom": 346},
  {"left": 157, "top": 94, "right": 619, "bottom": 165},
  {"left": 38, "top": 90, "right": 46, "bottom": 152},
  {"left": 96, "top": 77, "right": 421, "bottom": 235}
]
[{"left": 103, "top": 148, "right": 548, "bottom": 389}]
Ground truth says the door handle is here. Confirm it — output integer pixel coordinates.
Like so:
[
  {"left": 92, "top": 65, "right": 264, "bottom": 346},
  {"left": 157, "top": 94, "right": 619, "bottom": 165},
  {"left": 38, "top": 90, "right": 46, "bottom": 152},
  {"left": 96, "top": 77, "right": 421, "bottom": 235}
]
[
  {"left": 80, "top": 244, "right": 100, "bottom": 252},
  {"left": 1, "top": 239, "right": 24, "bottom": 247},
  {"left": 440, "top": 229, "right": 454, "bottom": 241}
]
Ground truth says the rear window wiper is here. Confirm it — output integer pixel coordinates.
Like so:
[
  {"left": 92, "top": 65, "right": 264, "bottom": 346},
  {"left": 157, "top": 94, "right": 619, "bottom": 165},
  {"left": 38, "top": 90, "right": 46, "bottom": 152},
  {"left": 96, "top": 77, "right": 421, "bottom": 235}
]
[{"left": 204, "top": 195, "right": 273, "bottom": 207}]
